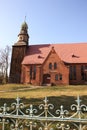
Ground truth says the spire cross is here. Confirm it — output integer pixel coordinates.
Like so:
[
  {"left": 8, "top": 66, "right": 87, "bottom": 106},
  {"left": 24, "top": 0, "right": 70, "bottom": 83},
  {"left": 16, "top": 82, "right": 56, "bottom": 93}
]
[{"left": 24, "top": 16, "right": 26, "bottom": 22}]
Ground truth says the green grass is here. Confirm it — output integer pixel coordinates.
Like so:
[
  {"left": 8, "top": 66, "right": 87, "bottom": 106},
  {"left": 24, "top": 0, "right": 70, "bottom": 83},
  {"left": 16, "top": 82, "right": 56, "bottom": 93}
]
[
  {"left": 0, "top": 84, "right": 87, "bottom": 106},
  {"left": 0, "top": 84, "right": 87, "bottom": 99}
]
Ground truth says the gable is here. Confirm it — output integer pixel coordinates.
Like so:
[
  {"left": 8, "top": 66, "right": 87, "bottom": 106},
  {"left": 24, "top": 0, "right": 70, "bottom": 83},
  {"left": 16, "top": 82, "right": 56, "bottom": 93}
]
[
  {"left": 42, "top": 46, "right": 66, "bottom": 71},
  {"left": 43, "top": 46, "right": 62, "bottom": 64}
]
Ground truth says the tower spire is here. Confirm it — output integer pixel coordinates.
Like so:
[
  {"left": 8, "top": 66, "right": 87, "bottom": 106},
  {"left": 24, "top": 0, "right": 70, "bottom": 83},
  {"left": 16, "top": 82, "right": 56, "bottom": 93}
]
[
  {"left": 17, "top": 21, "right": 29, "bottom": 45},
  {"left": 24, "top": 16, "right": 26, "bottom": 22}
]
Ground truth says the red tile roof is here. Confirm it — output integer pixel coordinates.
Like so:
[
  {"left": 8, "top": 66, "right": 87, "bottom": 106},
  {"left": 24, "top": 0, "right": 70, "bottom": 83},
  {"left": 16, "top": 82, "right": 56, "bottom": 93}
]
[{"left": 22, "top": 43, "right": 87, "bottom": 64}]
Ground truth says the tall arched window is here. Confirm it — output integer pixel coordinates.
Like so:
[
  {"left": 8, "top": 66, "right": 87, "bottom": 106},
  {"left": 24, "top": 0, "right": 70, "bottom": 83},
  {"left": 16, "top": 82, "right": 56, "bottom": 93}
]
[
  {"left": 60, "top": 74, "right": 62, "bottom": 80},
  {"left": 49, "top": 63, "right": 52, "bottom": 69},
  {"left": 69, "top": 65, "right": 76, "bottom": 80},
  {"left": 33, "top": 65, "right": 36, "bottom": 80},
  {"left": 54, "top": 62, "right": 57, "bottom": 69},
  {"left": 30, "top": 66, "right": 32, "bottom": 79},
  {"left": 55, "top": 74, "right": 58, "bottom": 81}
]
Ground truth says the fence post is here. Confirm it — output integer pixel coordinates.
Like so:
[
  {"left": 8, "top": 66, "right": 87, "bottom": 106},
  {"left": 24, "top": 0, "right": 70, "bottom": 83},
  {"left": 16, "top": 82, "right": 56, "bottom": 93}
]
[
  {"left": 29, "top": 121, "right": 33, "bottom": 130},
  {"left": 2, "top": 118, "right": 5, "bottom": 130}
]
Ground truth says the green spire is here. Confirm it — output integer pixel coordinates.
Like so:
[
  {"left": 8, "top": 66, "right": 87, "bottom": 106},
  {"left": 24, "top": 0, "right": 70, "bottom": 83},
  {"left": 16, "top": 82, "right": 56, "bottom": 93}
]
[{"left": 21, "top": 21, "right": 28, "bottom": 31}]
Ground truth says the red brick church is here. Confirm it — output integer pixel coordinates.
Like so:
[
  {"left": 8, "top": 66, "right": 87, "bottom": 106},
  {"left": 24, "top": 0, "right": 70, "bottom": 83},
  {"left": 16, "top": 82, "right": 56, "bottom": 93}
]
[{"left": 9, "top": 22, "right": 87, "bottom": 85}]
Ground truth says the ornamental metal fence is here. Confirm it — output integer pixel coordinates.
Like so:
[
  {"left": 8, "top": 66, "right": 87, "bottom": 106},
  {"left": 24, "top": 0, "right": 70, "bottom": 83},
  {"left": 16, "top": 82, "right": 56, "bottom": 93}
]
[{"left": 0, "top": 96, "right": 87, "bottom": 130}]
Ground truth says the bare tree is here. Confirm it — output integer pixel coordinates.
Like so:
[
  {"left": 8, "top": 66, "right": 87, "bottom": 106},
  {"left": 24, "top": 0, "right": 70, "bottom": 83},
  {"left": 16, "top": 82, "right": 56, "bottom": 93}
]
[{"left": 0, "top": 45, "right": 11, "bottom": 83}]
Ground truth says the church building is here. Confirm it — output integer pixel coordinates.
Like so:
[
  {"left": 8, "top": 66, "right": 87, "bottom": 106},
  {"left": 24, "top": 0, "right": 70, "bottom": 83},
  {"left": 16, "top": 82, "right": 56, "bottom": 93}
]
[{"left": 9, "top": 22, "right": 87, "bottom": 85}]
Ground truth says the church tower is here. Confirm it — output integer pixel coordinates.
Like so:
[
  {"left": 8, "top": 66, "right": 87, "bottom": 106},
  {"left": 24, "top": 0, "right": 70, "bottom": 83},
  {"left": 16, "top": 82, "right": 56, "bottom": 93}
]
[{"left": 9, "top": 21, "right": 29, "bottom": 83}]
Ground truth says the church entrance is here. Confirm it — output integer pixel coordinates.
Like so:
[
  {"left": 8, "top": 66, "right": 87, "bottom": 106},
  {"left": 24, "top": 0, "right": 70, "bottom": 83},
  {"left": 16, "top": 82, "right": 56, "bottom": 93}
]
[{"left": 43, "top": 74, "right": 51, "bottom": 84}]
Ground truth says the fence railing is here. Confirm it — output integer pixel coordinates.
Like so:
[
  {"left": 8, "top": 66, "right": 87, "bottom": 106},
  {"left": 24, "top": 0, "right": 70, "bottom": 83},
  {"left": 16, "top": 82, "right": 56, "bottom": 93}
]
[{"left": 0, "top": 96, "right": 87, "bottom": 130}]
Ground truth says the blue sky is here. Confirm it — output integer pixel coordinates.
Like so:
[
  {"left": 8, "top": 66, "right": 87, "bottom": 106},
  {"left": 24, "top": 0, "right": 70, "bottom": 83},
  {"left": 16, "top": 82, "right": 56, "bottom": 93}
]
[{"left": 0, "top": 0, "right": 87, "bottom": 48}]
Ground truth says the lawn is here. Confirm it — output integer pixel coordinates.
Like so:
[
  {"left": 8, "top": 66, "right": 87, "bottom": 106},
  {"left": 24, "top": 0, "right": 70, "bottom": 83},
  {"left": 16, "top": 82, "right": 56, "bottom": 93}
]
[
  {"left": 0, "top": 84, "right": 87, "bottom": 99},
  {"left": 0, "top": 84, "right": 87, "bottom": 107}
]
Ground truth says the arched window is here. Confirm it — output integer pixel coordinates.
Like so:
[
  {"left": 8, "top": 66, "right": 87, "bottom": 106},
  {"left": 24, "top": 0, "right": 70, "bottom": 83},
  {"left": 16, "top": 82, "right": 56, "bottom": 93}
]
[
  {"left": 30, "top": 66, "right": 32, "bottom": 79},
  {"left": 54, "top": 62, "right": 57, "bottom": 69},
  {"left": 69, "top": 65, "right": 76, "bottom": 80},
  {"left": 81, "top": 65, "right": 84, "bottom": 80},
  {"left": 33, "top": 65, "right": 36, "bottom": 80},
  {"left": 30, "top": 65, "right": 36, "bottom": 80},
  {"left": 55, "top": 74, "right": 58, "bottom": 81},
  {"left": 49, "top": 63, "right": 52, "bottom": 69},
  {"left": 60, "top": 74, "right": 62, "bottom": 80}
]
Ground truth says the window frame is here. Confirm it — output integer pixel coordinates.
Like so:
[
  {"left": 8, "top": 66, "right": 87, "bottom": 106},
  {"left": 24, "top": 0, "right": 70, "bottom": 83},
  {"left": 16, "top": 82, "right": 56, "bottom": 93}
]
[
  {"left": 54, "top": 62, "right": 57, "bottom": 69},
  {"left": 69, "top": 65, "right": 76, "bottom": 80},
  {"left": 49, "top": 63, "right": 52, "bottom": 70},
  {"left": 55, "top": 74, "right": 58, "bottom": 81}
]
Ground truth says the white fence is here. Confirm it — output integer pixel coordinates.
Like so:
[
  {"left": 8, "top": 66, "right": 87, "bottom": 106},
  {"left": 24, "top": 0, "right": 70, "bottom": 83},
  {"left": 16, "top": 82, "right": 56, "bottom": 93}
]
[{"left": 0, "top": 96, "right": 87, "bottom": 130}]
